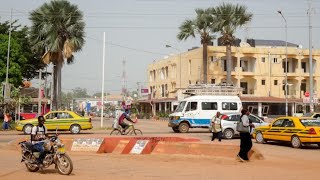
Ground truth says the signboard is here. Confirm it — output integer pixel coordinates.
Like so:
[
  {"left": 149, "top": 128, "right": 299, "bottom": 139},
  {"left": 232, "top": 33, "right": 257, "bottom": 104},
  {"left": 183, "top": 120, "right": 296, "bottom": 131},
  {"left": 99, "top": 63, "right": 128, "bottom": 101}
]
[
  {"left": 141, "top": 88, "right": 149, "bottom": 94},
  {"left": 130, "top": 140, "right": 149, "bottom": 154},
  {"left": 303, "top": 97, "right": 319, "bottom": 104},
  {"left": 71, "top": 138, "right": 103, "bottom": 152}
]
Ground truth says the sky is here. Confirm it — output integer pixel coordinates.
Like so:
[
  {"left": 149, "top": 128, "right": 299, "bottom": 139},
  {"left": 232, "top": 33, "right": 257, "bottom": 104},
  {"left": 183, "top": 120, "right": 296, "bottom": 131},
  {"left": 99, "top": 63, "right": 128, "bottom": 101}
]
[{"left": 0, "top": 0, "right": 320, "bottom": 95}]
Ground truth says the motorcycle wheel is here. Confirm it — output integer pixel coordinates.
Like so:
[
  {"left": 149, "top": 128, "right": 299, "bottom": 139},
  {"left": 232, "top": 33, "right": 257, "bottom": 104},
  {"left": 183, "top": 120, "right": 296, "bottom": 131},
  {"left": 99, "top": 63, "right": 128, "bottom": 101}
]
[
  {"left": 56, "top": 154, "right": 73, "bottom": 175},
  {"left": 25, "top": 163, "right": 39, "bottom": 172}
]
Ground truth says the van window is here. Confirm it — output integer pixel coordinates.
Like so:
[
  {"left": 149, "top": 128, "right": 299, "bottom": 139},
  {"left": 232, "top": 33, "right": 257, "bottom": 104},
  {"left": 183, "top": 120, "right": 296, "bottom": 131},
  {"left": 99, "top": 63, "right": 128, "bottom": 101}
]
[
  {"left": 186, "top": 102, "right": 197, "bottom": 112},
  {"left": 201, "top": 102, "right": 217, "bottom": 110},
  {"left": 222, "top": 102, "right": 238, "bottom": 110},
  {"left": 175, "top": 101, "right": 186, "bottom": 112}
]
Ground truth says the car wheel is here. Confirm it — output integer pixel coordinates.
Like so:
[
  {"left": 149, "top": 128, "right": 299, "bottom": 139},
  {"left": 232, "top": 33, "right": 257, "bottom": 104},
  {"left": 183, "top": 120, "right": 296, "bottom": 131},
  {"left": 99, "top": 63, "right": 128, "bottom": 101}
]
[
  {"left": 23, "top": 124, "right": 33, "bottom": 135},
  {"left": 255, "top": 131, "right": 266, "bottom": 144},
  {"left": 178, "top": 122, "right": 189, "bottom": 133},
  {"left": 172, "top": 127, "right": 180, "bottom": 133},
  {"left": 291, "top": 136, "right": 302, "bottom": 148},
  {"left": 223, "top": 128, "right": 234, "bottom": 139},
  {"left": 70, "top": 124, "right": 81, "bottom": 134}
]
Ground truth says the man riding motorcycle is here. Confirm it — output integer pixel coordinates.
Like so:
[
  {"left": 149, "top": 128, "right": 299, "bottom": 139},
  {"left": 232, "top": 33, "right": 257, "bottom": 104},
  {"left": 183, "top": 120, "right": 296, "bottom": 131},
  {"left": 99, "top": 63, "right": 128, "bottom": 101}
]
[{"left": 31, "top": 116, "right": 48, "bottom": 167}]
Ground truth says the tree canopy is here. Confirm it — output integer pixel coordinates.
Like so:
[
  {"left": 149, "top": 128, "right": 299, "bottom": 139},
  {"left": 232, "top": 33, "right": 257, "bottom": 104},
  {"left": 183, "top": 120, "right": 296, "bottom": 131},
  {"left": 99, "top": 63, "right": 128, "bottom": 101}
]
[{"left": 0, "top": 21, "right": 46, "bottom": 87}]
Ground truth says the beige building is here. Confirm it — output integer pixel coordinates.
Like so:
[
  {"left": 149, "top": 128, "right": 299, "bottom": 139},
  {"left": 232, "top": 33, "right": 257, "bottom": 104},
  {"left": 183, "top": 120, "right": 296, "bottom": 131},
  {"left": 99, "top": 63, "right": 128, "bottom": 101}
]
[{"left": 142, "top": 40, "right": 320, "bottom": 117}]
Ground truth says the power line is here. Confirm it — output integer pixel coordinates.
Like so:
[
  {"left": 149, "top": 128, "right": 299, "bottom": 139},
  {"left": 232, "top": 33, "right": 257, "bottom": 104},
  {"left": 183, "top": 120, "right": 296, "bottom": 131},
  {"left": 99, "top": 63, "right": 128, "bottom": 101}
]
[{"left": 86, "top": 36, "right": 167, "bottom": 55}]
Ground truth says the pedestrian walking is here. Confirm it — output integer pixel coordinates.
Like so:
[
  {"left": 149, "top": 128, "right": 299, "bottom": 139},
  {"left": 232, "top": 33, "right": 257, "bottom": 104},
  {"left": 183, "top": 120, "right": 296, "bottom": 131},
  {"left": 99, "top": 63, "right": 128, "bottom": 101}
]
[
  {"left": 211, "top": 111, "right": 222, "bottom": 141},
  {"left": 237, "top": 109, "right": 255, "bottom": 162},
  {"left": 2, "top": 111, "right": 11, "bottom": 130}
]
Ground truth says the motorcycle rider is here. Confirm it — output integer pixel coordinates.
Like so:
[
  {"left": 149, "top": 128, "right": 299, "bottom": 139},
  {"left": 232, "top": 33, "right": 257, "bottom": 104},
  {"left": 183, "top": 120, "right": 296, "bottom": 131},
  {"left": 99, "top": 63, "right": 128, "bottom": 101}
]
[
  {"left": 118, "top": 109, "right": 135, "bottom": 134},
  {"left": 31, "top": 116, "right": 48, "bottom": 167}
]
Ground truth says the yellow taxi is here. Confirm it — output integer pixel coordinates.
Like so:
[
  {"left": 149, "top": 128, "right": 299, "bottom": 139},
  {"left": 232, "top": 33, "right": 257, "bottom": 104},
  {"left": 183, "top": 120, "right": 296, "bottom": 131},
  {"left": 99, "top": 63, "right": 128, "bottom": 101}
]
[
  {"left": 16, "top": 111, "right": 93, "bottom": 134},
  {"left": 253, "top": 117, "right": 320, "bottom": 148}
]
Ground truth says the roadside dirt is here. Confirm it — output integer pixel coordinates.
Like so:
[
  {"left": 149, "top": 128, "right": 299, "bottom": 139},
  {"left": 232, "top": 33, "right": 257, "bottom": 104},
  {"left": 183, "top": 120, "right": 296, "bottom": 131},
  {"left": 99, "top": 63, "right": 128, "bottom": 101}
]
[{"left": 0, "top": 147, "right": 319, "bottom": 180}]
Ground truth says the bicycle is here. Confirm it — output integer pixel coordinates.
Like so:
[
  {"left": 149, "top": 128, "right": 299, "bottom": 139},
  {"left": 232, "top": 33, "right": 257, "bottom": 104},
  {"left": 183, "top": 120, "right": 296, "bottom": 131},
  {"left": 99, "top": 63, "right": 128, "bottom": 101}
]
[{"left": 110, "top": 123, "right": 143, "bottom": 135}]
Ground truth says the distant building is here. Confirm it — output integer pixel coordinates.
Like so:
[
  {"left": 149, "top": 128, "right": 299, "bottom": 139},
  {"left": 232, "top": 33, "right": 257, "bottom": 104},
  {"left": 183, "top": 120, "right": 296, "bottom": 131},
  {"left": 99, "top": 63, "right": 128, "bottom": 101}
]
[{"left": 141, "top": 39, "right": 320, "bottom": 117}]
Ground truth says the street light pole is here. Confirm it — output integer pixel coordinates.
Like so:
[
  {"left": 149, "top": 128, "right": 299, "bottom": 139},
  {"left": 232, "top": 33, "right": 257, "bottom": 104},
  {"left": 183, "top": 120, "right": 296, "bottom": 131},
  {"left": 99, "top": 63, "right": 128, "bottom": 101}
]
[
  {"left": 308, "top": 2, "right": 314, "bottom": 113},
  {"left": 278, "top": 10, "right": 288, "bottom": 116},
  {"left": 165, "top": 45, "right": 181, "bottom": 88}
]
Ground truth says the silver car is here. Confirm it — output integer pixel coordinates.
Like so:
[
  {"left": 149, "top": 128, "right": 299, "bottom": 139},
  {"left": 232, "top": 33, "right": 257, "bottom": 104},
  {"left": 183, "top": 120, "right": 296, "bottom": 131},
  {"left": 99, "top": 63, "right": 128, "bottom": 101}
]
[{"left": 210, "top": 113, "right": 270, "bottom": 139}]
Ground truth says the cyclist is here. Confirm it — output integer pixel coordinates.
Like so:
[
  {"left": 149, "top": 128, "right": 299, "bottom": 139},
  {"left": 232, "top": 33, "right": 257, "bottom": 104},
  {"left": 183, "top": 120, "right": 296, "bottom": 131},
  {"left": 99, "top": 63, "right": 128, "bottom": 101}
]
[{"left": 118, "top": 109, "right": 135, "bottom": 134}]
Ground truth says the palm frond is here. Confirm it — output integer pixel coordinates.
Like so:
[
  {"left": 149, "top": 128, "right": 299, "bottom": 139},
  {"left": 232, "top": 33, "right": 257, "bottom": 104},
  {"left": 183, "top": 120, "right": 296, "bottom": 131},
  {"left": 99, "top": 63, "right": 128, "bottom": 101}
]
[{"left": 177, "top": 19, "right": 196, "bottom": 41}]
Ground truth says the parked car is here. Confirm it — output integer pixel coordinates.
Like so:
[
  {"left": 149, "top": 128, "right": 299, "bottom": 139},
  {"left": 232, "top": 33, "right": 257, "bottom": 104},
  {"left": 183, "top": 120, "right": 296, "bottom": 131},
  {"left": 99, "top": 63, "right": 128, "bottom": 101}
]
[
  {"left": 302, "top": 112, "right": 320, "bottom": 119},
  {"left": 253, "top": 116, "right": 320, "bottom": 148},
  {"left": 15, "top": 111, "right": 93, "bottom": 134},
  {"left": 209, "top": 113, "right": 270, "bottom": 139}
]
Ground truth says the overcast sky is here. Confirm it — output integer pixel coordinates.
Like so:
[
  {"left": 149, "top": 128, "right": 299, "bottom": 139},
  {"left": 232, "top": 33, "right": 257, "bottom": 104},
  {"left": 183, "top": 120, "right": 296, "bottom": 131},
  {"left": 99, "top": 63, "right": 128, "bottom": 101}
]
[{"left": 1, "top": 0, "right": 319, "bottom": 95}]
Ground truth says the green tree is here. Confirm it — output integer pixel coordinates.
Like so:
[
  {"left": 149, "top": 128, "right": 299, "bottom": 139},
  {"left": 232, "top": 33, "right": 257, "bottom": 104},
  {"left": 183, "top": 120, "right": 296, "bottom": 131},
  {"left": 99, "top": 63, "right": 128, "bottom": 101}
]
[
  {"left": 210, "top": 3, "right": 252, "bottom": 83},
  {"left": 29, "top": 0, "right": 85, "bottom": 110},
  {"left": 177, "top": 8, "right": 215, "bottom": 84},
  {"left": 61, "top": 91, "right": 73, "bottom": 110},
  {"left": 72, "top": 87, "right": 90, "bottom": 98},
  {"left": 0, "top": 21, "right": 46, "bottom": 86},
  {"left": 0, "top": 34, "right": 26, "bottom": 87}
]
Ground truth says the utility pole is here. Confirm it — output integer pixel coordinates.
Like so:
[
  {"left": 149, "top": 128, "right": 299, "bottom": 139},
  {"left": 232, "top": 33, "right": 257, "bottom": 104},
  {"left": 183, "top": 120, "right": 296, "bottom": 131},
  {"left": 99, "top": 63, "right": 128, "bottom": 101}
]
[
  {"left": 4, "top": 9, "right": 12, "bottom": 109},
  {"left": 308, "top": 0, "right": 314, "bottom": 113},
  {"left": 121, "top": 59, "right": 127, "bottom": 98},
  {"left": 101, "top": 32, "right": 106, "bottom": 128},
  {"left": 38, "top": 70, "right": 42, "bottom": 116}
]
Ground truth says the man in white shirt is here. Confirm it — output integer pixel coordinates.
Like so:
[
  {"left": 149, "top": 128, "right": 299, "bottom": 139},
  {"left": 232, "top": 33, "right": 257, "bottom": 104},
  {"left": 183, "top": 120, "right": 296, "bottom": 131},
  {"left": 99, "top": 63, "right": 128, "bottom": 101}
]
[{"left": 31, "top": 116, "right": 48, "bottom": 166}]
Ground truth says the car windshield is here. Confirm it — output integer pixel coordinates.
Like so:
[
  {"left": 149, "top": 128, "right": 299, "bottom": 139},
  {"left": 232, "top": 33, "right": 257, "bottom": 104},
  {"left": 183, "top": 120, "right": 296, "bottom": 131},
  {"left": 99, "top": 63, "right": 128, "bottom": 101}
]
[
  {"left": 300, "top": 119, "right": 320, "bottom": 126},
  {"left": 175, "top": 101, "right": 186, "bottom": 112}
]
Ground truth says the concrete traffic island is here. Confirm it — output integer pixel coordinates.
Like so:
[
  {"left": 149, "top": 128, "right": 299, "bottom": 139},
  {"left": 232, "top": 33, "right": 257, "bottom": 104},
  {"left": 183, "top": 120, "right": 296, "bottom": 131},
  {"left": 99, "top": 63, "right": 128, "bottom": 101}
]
[{"left": 10, "top": 136, "right": 264, "bottom": 160}]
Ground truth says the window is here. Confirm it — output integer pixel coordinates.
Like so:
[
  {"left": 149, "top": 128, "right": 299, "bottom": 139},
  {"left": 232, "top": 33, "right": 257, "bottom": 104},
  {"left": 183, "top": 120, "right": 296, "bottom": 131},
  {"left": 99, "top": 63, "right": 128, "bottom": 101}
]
[
  {"left": 261, "top": 80, "right": 265, "bottom": 85},
  {"left": 186, "top": 102, "right": 198, "bottom": 112},
  {"left": 301, "top": 62, "right": 307, "bottom": 73},
  {"left": 261, "top": 57, "right": 265, "bottom": 63},
  {"left": 249, "top": 115, "right": 261, "bottom": 123},
  {"left": 281, "top": 119, "right": 295, "bottom": 127},
  {"left": 188, "top": 59, "right": 191, "bottom": 75},
  {"left": 272, "top": 119, "right": 284, "bottom": 127},
  {"left": 211, "top": 79, "right": 215, "bottom": 84},
  {"left": 229, "top": 115, "right": 240, "bottom": 122},
  {"left": 189, "top": 80, "right": 191, "bottom": 84},
  {"left": 175, "top": 101, "right": 186, "bottom": 112},
  {"left": 223, "top": 60, "right": 227, "bottom": 71},
  {"left": 273, "top": 58, "right": 278, "bottom": 63},
  {"left": 201, "top": 102, "right": 217, "bottom": 110},
  {"left": 274, "top": 80, "right": 278, "bottom": 85},
  {"left": 222, "top": 102, "right": 238, "bottom": 110}
]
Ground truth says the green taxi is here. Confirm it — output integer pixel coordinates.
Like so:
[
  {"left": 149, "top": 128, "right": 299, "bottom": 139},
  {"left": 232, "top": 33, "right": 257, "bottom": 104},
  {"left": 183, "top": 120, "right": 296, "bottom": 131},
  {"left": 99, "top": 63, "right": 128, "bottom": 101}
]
[{"left": 16, "top": 111, "right": 93, "bottom": 134}]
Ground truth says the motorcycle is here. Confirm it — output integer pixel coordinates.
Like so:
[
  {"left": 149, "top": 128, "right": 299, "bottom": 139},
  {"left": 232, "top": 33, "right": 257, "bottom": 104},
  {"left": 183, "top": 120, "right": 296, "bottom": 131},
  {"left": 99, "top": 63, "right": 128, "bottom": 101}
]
[{"left": 18, "top": 130, "right": 73, "bottom": 175}]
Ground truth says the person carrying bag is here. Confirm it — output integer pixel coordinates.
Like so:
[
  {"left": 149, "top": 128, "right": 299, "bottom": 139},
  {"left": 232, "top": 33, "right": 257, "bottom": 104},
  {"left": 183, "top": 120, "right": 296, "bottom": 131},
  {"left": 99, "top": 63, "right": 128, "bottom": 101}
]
[{"left": 237, "top": 109, "right": 254, "bottom": 162}]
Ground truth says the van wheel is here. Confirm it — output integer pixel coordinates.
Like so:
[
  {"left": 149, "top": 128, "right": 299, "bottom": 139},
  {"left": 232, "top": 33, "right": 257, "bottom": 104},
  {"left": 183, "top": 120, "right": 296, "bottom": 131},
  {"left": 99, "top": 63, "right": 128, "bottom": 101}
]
[
  {"left": 223, "top": 129, "right": 234, "bottom": 139},
  {"left": 178, "top": 122, "right": 189, "bottom": 133},
  {"left": 172, "top": 127, "right": 180, "bottom": 133}
]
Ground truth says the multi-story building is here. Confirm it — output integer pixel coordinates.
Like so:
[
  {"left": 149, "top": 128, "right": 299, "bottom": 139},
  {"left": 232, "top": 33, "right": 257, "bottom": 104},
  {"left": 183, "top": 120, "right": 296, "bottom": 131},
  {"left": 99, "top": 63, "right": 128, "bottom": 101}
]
[{"left": 141, "top": 39, "right": 320, "bottom": 117}]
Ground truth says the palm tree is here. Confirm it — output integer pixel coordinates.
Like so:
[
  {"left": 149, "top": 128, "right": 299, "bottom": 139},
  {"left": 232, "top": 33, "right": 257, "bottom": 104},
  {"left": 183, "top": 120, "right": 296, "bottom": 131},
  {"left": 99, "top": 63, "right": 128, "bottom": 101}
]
[
  {"left": 210, "top": 3, "right": 252, "bottom": 84},
  {"left": 177, "top": 8, "right": 215, "bottom": 84},
  {"left": 29, "top": 0, "right": 85, "bottom": 110}
]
